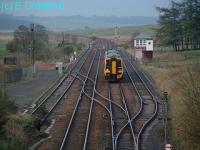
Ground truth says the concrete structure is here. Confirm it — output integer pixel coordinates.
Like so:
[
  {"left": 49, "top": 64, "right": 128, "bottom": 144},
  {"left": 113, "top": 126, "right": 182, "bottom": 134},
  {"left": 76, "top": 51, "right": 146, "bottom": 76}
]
[{"left": 134, "top": 32, "right": 153, "bottom": 60}]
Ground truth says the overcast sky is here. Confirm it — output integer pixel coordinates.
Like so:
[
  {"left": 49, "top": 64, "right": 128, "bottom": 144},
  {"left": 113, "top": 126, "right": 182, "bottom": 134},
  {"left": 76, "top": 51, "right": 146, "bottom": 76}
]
[{"left": 0, "top": 0, "right": 181, "bottom": 17}]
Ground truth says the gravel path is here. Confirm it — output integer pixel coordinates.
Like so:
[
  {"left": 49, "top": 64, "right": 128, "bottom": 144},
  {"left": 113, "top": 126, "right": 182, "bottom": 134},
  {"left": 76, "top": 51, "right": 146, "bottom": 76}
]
[{"left": 6, "top": 70, "right": 59, "bottom": 109}]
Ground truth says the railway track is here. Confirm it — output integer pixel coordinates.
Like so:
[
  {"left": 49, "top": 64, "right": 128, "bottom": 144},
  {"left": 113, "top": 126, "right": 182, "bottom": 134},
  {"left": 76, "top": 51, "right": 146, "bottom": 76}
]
[
  {"left": 39, "top": 47, "right": 99, "bottom": 149},
  {"left": 31, "top": 48, "right": 88, "bottom": 112},
  {"left": 119, "top": 50, "right": 158, "bottom": 149},
  {"left": 30, "top": 48, "right": 92, "bottom": 127},
  {"left": 36, "top": 41, "right": 160, "bottom": 150},
  {"left": 59, "top": 48, "right": 100, "bottom": 150}
]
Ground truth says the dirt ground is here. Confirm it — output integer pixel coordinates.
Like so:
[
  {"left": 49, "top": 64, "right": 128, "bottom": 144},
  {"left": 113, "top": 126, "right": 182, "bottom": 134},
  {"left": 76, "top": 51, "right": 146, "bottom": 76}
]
[{"left": 0, "top": 34, "right": 13, "bottom": 41}]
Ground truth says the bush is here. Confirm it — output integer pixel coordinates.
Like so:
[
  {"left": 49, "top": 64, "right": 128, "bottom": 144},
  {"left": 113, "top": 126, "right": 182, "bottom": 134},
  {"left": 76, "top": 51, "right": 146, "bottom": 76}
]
[
  {"left": 64, "top": 46, "right": 74, "bottom": 56},
  {"left": 2, "top": 114, "right": 33, "bottom": 150},
  {"left": 0, "top": 90, "right": 17, "bottom": 134},
  {"left": 4, "top": 116, "right": 27, "bottom": 150},
  {"left": 0, "top": 89, "right": 25, "bottom": 150},
  {"left": 172, "top": 66, "right": 200, "bottom": 150}
]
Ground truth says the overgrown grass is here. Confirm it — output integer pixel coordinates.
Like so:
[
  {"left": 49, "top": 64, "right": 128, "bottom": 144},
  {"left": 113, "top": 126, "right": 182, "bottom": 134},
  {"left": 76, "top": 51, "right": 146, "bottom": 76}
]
[
  {"left": 141, "top": 50, "right": 200, "bottom": 150},
  {"left": 2, "top": 114, "right": 31, "bottom": 150},
  {"left": 0, "top": 88, "right": 36, "bottom": 150},
  {"left": 180, "top": 50, "right": 200, "bottom": 63},
  {"left": 143, "top": 50, "right": 200, "bottom": 68},
  {"left": 0, "top": 88, "right": 19, "bottom": 150},
  {"left": 171, "top": 67, "right": 200, "bottom": 150}
]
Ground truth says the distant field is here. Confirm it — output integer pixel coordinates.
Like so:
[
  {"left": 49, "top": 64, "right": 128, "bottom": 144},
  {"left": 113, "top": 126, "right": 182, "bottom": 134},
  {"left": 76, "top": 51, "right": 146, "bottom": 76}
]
[
  {"left": 140, "top": 49, "right": 200, "bottom": 102},
  {"left": 0, "top": 34, "right": 13, "bottom": 42},
  {"left": 181, "top": 50, "right": 200, "bottom": 62},
  {"left": 147, "top": 50, "right": 200, "bottom": 68},
  {"left": 98, "top": 35, "right": 131, "bottom": 45},
  {"left": 67, "top": 25, "right": 157, "bottom": 37}
]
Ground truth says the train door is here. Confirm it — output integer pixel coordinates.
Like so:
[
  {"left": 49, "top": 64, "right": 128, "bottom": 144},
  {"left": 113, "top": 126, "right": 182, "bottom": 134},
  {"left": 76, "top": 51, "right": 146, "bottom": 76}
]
[{"left": 111, "top": 60, "right": 117, "bottom": 74}]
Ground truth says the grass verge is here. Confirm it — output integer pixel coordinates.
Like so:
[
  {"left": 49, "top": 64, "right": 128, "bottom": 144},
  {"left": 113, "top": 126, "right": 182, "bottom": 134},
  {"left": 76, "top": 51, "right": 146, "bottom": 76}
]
[{"left": 141, "top": 50, "right": 200, "bottom": 150}]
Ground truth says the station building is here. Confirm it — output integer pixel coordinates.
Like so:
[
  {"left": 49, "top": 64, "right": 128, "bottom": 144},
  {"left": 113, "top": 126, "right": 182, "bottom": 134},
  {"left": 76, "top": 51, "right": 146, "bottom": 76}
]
[{"left": 134, "top": 33, "right": 153, "bottom": 60}]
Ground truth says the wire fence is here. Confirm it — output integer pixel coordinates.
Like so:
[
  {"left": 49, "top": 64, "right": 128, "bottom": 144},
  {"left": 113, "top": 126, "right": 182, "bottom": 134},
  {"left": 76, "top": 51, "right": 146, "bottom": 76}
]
[{"left": 3, "top": 66, "right": 34, "bottom": 83}]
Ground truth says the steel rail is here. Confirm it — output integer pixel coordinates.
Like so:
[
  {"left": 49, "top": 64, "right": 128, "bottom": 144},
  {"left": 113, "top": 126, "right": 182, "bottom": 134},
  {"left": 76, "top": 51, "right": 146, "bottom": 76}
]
[
  {"left": 32, "top": 48, "right": 87, "bottom": 112},
  {"left": 109, "top": 82, "right": 134, "bottom": 150},
  {"left": 59, "top": 49, "right": 98, "bottom": 150},
  {"left": 108, "top": 85, "right": 115, "bottom": 150},
  {"left": 83, "top": 50, "right": 101, "bottom": 150},
  {"left": 68, "top": 54, "right": 117, "bottom": 150},
  {"left": 123, "top": 51, "right": 158, "bottom": 149},
  {"left": 114, "top": 51, "right": 145, "bottom": 149},
  {"left": 117, "top": 50, "right": 158, "bottom": 149},
  {"left": 38, "top": 49, "right": 91, "bottom": 125},
  {"left": 116, "top": 51, "right": 143, "bottom": 144},
  {"left": 73, "top": 60, "right": 129, "bottom": 150},
  {"left": 62, "top": 51, "right": 117, "bottom": 150},
  {"left": 114, "top": 84, "right": 137, "bottom": 149},
  {"left": 74, "top": 72, "right": 127, "bottom": 114},
  {"left": 31, "top": 48, "right": 89, "bottom": 114},
  {"left": 72, "top": 72, "right": 118, "bottom": 150},
  {"left": 71, "top": 74, "right": 112, "bottom": 117}
]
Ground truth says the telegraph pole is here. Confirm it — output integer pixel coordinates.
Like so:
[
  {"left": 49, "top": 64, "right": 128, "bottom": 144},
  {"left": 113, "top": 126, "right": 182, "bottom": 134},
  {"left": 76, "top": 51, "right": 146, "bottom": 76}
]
[
  {"left": 31, "top": 23, "right": 36, "bottom": 75},
  {"left": 62, "top": 32, "right": 65, "bottom": 46},
  {"left": 163, "top": 91, "right": 168, "bottom": 144},
  {"left": 0, "top": 67, "right": 5, "bottom": 99},
  {"left": 163, "top": 91, "right": 172, "bottom": 150}
]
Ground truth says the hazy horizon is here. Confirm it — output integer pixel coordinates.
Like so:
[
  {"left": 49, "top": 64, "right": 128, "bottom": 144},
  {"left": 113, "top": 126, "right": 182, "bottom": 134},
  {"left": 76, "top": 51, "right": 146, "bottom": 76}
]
[
  {"left": 1, "top": 13, "right": 158, "bottom": 18},
  {"left": 0, "top": 0, "right": 181, "bottom": 17}
]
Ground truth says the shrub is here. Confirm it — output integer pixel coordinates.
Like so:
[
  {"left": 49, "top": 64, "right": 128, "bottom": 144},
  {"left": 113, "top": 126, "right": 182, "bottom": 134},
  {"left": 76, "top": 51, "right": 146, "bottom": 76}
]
[
  {"left": 3, "top": 115, "right": 32, "bottom": 150},
  {"left": 0, "top": 89, "right": 17, "bottom": 134},
  {"left": 172, "top": 65, "right": 200, "bottom": 150}
]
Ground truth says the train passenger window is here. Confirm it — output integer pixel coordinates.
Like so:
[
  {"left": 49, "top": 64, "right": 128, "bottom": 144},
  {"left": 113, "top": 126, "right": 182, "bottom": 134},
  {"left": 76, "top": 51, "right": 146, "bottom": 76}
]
[
  {"left": 106, "top": 60, "right": 110, "bottom": 68},
  {"left": 117, "top": 61, "right": 121, "bottom": 67}
]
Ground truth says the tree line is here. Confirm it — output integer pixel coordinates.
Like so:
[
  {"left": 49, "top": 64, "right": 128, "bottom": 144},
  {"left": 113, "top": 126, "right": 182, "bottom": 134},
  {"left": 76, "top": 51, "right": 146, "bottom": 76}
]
[
  {"left": 7, "top": 24, "right": 49, "bottom": 62},
  {"left": 156, "top": 0, "right": 200, "bottom": 51}
]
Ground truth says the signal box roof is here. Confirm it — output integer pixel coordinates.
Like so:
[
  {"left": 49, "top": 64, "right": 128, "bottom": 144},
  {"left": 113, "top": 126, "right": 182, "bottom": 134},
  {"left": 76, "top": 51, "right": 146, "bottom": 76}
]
[{"left": 135, "top": 32, "right": 153, "bottom": 40}]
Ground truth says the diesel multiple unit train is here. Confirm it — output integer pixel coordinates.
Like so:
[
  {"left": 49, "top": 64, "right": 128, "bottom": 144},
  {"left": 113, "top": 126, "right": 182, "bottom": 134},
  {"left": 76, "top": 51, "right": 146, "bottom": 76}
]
[{"left": 104, "top": 49, "right": 124, "bottom": 81}]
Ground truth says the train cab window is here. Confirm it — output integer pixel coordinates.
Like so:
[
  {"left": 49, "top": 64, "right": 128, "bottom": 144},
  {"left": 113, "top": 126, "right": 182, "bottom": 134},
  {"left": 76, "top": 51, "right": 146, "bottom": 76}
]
[
  {"left": 117, "top": 61, "right": 122, "bottom": 68},
  {"left": 106, "top": 60, "right": 111, "bottom": 68}
]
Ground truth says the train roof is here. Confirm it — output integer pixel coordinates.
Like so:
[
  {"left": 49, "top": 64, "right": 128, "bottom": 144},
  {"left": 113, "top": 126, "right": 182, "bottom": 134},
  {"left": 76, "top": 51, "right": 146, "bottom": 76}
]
[{"left": 105, "top": 49, "right": 121, "bottom": 59}]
